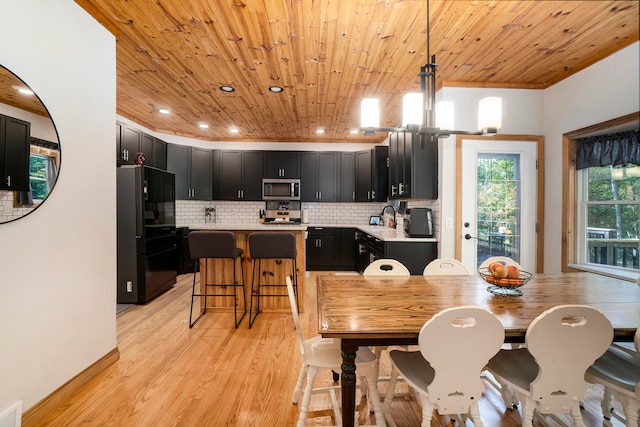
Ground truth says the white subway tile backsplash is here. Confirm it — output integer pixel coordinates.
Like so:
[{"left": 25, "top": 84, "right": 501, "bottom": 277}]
[{"left": 176, "top": 199, "right": 440, "bottom": 236}]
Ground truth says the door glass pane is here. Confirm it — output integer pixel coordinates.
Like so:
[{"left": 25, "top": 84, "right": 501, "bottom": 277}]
[{"left": 476, "top": 153, "right": 521, "bottom": 268}]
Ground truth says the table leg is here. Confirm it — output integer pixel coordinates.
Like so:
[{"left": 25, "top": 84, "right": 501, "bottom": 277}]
[{"left": 341, "top": 339, "right": 358, "bottom": 427}]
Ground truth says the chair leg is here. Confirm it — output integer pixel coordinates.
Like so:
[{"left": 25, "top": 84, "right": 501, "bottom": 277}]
[
  {"left": 521, "top": 397, "right": 535, "bottom": 427},
  {"left": 296, "top": 365, "right": 319, "bottom": 427},
  {"left": 189, "top": 264, "right": 205, "bottom": 328},
  {"left": 238, "top": 256, "right": 247, "bottom": 323},
  {"left": 383, "top": 364, "right": 400, "bottom": 427},
  {"left": 292, "top": 363, "right": 308, "bottom": 404},
  {"left": 248, "top": 258, "right": 261, "bottom": 328},
  {"left": 419, "top": 394, "right": 435, "bottom": 427},
  {"left": 361, "top": 366, "right": 385, "bottom": 427},
  {"left": 569, "top": 402, "right": 586, "bottom": 427},
  {"left": 468, "top": 400, "right": 484, "bottom": 427}
]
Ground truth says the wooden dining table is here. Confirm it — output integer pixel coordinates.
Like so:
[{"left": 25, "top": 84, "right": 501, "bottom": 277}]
[{"left": 316, "top": 272, "right": 640, "bottom": 427}]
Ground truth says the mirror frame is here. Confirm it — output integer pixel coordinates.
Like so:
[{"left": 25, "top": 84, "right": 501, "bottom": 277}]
[{"left": 0, "top": 64, "right": 61, "bottom": 224}]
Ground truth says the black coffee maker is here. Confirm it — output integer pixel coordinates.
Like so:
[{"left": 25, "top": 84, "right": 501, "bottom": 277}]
[{"left": 404, "top": 208, "right": 433, "bottom": 237}]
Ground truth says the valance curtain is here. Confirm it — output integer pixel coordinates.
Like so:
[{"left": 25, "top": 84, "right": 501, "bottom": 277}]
[{"left": 576, "top": 129, "right": 639, "bottom": 170}]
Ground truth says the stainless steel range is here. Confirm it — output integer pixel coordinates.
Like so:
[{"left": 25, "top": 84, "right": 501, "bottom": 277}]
[{"left": 264, "top": 200, "right": 301, "bottom": 223}]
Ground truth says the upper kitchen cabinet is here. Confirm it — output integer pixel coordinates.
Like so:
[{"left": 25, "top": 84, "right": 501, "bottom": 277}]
[
  {"left": 0, "top": 114, "right": 30, "bottom": 191},
  {"left": 166, "top": 144, "right": 212, "bottom": 200},
  {"left": 264, "top": 151, "right": 300, "bottom": 178},
  {"left": 300, "top": 151, "right": 338, "bottom": 202},
  {"left": 355, "top": 146, "right": 388, "bottom": 202},
  {"left": 117, "top": 122, "right": 142, "bottom": 165},
  {"left": 339, "top": 152, "right": 356, "bottom": 202},
  {"left": 117, "top": 121, "right": 167, "bottom": 169},
  {"left": 214, "top": 150, "right": 263, "bottom": 201},
  {"left": 140, "top": 132, "right": 167, "bottom": 170},
  {"left": 389, "top": 131, "right": 438, "bottom": 200}
]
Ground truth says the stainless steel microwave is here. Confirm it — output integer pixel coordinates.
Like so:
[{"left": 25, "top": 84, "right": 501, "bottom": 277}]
[{"left": 262, "top": 178, "right": 301, "bottom": 200}]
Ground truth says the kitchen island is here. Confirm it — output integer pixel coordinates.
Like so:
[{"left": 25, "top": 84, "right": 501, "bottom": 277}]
[{"left": 189, "top": 223, "right": 308, "bottom": 312}]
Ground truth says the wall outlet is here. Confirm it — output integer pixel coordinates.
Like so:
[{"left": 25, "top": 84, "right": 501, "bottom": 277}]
[
  {"left": 445, "top": 217, "right": 453, "bottom": 229},
  {"left": 126, "top": 281, "right": 133, "bottom": 292}
]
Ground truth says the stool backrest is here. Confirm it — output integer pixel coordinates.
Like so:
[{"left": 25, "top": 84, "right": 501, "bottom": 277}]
[
  {"left": 188, "top": 231, "right": 238, "bottom": 259},
  {"left": 249, "top": 232, "right": 297, "bottom": 259}
]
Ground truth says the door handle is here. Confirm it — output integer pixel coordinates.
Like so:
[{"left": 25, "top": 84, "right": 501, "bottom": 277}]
[{"left": 464, "top": 234, "right": 477, "bottom": 240}]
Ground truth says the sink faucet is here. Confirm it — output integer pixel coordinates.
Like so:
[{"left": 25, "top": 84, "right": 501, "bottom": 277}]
[{"left": 380, "top": 205, "right": 396, "bottom": 229}]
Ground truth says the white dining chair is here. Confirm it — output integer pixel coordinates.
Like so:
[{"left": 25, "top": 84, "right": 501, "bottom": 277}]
[
  {"left": 485, "top": 304, "right": 614, "bottom": 427},
  {"left": 286, "top": 277, "right": 385, "bottom": 427},
  {"left": 478, "top": 256, "right": 522, "bottom": 270},
  {"left": 585, "top": 328, "right": 640, "bottom": 427},
  {"left": 383, "top": 306, "right": 505, "bottom": 427},
  {"left": 363, "top": 259, "right": 410, "bottom": 276},
  {"left": 423, "top": 258, "right": 470, "bottom": 276}
]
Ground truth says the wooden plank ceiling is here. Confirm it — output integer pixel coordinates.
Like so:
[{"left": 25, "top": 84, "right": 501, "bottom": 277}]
[{"left": 73, "top": 0, "right": 638, "bottom": 144}]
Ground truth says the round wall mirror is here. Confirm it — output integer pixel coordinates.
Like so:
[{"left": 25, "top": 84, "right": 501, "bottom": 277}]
[{"left": 0, "top": 64, "right": 60, "bottom": 224}]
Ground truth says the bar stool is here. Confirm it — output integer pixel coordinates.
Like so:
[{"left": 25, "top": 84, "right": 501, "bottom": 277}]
[
  {"left": 188, "top": 231, "right": 246, "bottom": 328},
  {"left": 248, "top": 232, "right": 298, "bottom": 329}
]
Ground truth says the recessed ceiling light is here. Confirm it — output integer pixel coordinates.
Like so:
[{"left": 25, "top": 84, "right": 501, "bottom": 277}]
[
  {"left": 316, "top": 129, "right": 325, "bottom": 134},
  {"left": 229, "top": 127, "right": 239, "bottom": 133},
  {"left": 199, "top": 124, "right": 209, "bottom": 129},
  {"left": 269, "top": 86, "right": 283, "bottom": 93},
  {"left": 220, "top": 86, "right": 235, "bottom": 92},
  {"left": 18, "top": 88, "right": 34, "bottom": 95},
  {"left": 158, "top": 108, "right": 170, "bottom": 115}
]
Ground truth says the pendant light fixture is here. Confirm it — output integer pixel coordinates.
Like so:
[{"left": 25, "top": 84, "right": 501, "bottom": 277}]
[{"left": 360, "top": 0, "right": 502, "bottom": 138}]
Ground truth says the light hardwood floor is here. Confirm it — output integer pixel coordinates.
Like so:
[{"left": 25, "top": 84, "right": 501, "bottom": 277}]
[{"left": 33, "top": 272, "right": 627, "bottom": 427}]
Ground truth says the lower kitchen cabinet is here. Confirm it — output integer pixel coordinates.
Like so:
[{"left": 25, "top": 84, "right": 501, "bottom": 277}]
[
  {"left": 306, "top": 227, "right": 356, "bottom": 271},
  {"left": 385, "top": 240, "right": 438, "bottom": 275}
]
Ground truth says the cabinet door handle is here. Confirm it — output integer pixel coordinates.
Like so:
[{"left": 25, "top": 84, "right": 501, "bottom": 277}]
[
  {"left": 6, "top": 176, "right": 10, "bottom": 187},
  {"left": 241, "top": 190, "right": 244, "bottom": 199},
  {"left": 372, "top": 190, "right": 376, "bottom": 199},
  {"left": 391, "top": 185, "right": 397, "bottom": 196},
  {"left": 367, "top": 191, "right": 371, "bottom": 200},
  {"left": 398, "top": 183, "right": 404, "bottom": 195},
  {"left": 238, "top": 190, "right": 241, "bottom": 198}
]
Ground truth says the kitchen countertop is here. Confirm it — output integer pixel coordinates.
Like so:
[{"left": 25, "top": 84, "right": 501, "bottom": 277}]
[{"left": 188, "top": 223, "right": 437, "bottom": 243}]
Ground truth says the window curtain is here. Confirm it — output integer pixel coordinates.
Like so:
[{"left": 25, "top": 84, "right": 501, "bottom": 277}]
[{"left": 576, "top": 129, "right": 639, "bottom": 170}]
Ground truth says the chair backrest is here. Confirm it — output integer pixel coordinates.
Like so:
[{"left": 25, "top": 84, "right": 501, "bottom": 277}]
[
  {"left": 188, "top": 231, "right": 239, "bottom": 259},
  {"left": 286, "top": 276, "right": 307, "bottom": 360},
  {"left": 423, "top": 258, "right": 470, "bottom": 276},
  {"left": 249, "top": 232, "right": 297, "bottom": 259},
  {"left": 526, "top": 304, "right": 613, "bottom": 413},
  {"left": 363, "top": 259, "right": 410, "bottom": 276},
  {"left": 635, "top": 327, "right": 639, "bottom": 352},
  {"left": 478, "top": 256, "right": 522, "bottom": 270},
  {"left": 418, "top": 306, "right": 504, "bottom": 414}
]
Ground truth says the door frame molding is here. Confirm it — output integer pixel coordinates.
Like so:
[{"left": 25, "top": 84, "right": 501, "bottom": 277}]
[{"left": 455, "top": 134, "right": 545, "bottom": 273}]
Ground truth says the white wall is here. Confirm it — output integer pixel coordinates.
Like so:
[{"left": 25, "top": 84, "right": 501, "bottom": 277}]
[
  {"left": 0, "top": 0, "right": 116, "bottom": 414},
  {"left": 543, "top": 42, "right": 639, "bottom": 272}
]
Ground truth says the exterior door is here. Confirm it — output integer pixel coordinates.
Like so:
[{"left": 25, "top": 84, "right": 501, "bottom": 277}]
[{"left": 459, "top": 139, "right": 538, "bottom": 273}]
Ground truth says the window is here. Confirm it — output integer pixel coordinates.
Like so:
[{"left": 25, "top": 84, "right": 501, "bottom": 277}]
[
  {"left": 29, "top": 153, "right": 50, "bottom": 202},
  {"left": 13, "top": 144, "right": 59, "bottom": 208},
  {"left": 577, "top": 163, "right": 640, "bottom": 271}
]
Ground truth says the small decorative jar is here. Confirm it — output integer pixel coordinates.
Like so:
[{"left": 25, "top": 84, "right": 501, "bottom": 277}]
[{"left": 135, "top": 152, "right": 146, "bottom": 165}]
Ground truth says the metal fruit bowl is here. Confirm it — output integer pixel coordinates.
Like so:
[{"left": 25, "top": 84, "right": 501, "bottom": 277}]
[{"left": 477, "top": 267, "right": 533, "bottom": 296}]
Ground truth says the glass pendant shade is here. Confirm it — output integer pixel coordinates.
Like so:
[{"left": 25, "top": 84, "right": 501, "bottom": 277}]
[
  {"left": 478, "top": 96, "right": 502, "bottom": 134},
  {"left": 361, "top": 98, "right": 380, "bottom": 128},
  {"left": 435, "top": 101, "right": 454, "bottom": 130},
  {"left": 402, "top": 92, "right": 423, "bottom": 126}
]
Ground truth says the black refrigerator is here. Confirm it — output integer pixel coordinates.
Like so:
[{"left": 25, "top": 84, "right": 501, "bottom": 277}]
[{"left": 117, "top": 165, "right": 177, "bottom": 304}]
